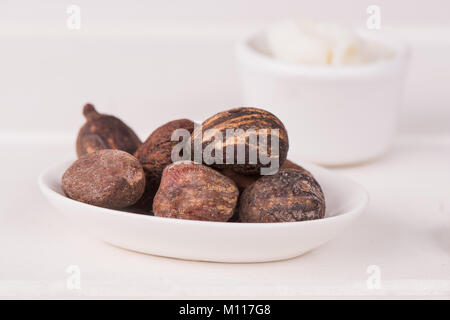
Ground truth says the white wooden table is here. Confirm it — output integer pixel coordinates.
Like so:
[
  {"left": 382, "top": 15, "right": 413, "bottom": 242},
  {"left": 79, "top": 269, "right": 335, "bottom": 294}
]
[
  {"left": 0, "top": 134, "right": 448, "bottom": 299},
  {"left": 0, "top": 5, "right": 449, "bottom": 297}
]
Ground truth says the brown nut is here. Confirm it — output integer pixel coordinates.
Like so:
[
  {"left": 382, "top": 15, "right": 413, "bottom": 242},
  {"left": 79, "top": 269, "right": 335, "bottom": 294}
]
[
  {"left": 239, "top": 168, "right": 325, "bottom": 223},
  {"left": 153, "top": 161, "right": 239, "bottom": 221},
  {"left": 134, "top": 119, "right": 195, "bottom": 211},
  {"left": 220, "top": 159, "right": 310, "bottom": 193},
  {"left": 218, "top": 167, "right": 259, "bottom": 193},
  {"left": 222, "top": 160, "right": 314, "bottom": 222},
  {"left": 62, "top": 149, "right": 145, "bottom": 209},
  {"left": 191, "top": 107, "right": 289, "bottom": 175},
  {"left": 76, "top": 104, "right": 141, "bottom": 157},
  {"left": 281, "top": 159, "right": 313, "bottom": 177}
]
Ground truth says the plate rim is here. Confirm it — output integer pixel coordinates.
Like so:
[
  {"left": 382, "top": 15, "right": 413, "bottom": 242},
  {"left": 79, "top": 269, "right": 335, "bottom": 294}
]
[{"left": 38, "top": 159, "right": 369, "bottom": 229}]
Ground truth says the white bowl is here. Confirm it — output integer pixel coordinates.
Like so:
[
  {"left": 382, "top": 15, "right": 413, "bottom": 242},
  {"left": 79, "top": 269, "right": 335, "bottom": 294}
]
[
  {"left": 235, "top": 30, "right": 410, "bottom": 166},
  {"left": 38, "top": 158, "right": 368, "bottom": 263}
]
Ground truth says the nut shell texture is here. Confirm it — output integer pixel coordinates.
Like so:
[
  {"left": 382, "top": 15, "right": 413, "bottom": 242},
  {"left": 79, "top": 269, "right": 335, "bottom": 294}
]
[
  {"left": 134, "top": 119, "right": 195, "bottom": 211},
  {"left": 62, "top": 150, "right": 145, "bottom": 209},
  {"left": 218, "top": 167, "right": 259, "bottom": 193},
  {"left": 220, "top": 159, "right": 311, "bottom": 192},
  {"left": 281, "top": 159, "right": 313, "bottom": 177},
  {"left": 153, "top": 161, "right": 239, "bottom": 221},
  {"left": 76, "top": 104, "right": 141, "bottom": 157},
  {"left": 192, "top": 107, "right": 289, "bottom": 175},
  {"left": 239, "top": 168, "right": 325, "bottom": 223},
  {"left": 135, "top": 119, "right": 195, "bottom": 181}
]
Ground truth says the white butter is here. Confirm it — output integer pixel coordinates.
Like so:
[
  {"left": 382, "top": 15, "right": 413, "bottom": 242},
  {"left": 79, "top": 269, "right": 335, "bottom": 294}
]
[{"left": 267, "top": 19, "right": 368, "bottom": 66}]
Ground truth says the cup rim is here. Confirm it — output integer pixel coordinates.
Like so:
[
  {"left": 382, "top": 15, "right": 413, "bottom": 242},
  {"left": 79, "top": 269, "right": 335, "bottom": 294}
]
[{"left": 235, "top": 27, "right": 410, "bottom": 78}]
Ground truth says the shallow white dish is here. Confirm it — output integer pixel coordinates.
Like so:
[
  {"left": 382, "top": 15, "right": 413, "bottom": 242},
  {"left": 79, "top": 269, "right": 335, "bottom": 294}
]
[{"left": 38, "top": 158, "right": 368, "bottom": 263}]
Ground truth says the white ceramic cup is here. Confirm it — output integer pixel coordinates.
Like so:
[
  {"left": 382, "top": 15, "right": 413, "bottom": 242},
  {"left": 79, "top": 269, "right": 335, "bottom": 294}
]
[{"left": 235, "top": 30, "right": 409, "bottom": 166}]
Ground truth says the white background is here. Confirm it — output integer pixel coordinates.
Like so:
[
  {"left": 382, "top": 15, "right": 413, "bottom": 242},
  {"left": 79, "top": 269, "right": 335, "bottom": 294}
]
[
  {"left": 0, "top": 1, "right": 449, "bottom": 299},
  {"left": 0, "top": 0, "right": 450, "bottom": 140}
]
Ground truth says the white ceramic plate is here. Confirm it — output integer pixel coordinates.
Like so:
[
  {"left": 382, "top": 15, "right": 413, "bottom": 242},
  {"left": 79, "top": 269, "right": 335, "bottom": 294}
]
[{"left": 38, "top": 158, "right": 368, "bottom": 263}]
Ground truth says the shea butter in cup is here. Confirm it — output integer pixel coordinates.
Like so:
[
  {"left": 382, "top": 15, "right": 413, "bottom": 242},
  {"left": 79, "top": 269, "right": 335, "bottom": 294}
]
[
  {"left": 266, "top": 19, "right": 386, "bottom": 66},
  {"left": 235, "top": 20, "right": 409, "bottom": 166}
]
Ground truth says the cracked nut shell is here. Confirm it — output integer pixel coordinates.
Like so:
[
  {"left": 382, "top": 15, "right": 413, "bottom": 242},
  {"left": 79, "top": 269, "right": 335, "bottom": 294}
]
[
  {"left": 134, "top": 119, "right": 195, "bottom": 211},
  {"left": 62, "top": 149, "right": 145, "bottom": 209},
  {"left": 239, "top": 168, "right": 325, "bottom": 223},
  {"left": 153, "top": 161, "right": 239, "bottom": 221},
  {"left": 76, "top": 104, "right": 141, "bottom": 157},
  {"left": 191, "top": 107, "right": 289, "bottom": 175}
]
